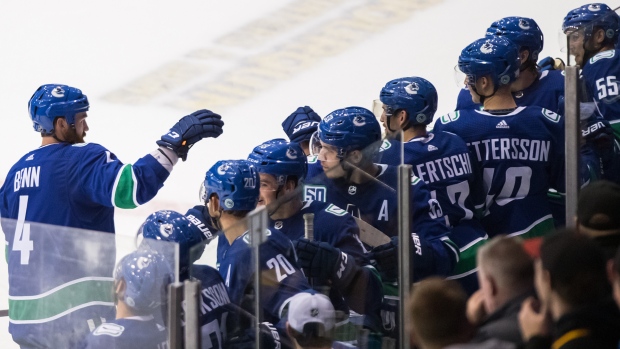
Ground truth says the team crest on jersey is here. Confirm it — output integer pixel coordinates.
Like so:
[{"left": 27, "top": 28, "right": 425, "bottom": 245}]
[
  {"left": 348, "top": 185, "right": 357, "bottom": 195},
  {"left": 439, "top": 111, "right": 459, "bottom": 124},
  {"left": 518, "top": 19, "right": 530, "bottom": 30},
  {"left": 480, "top": 42, "right": 494, "bottom": 54},
  {"left": 542, "top": 109, "right": 561, "bottom": 123},
  {"left": 404, "top": 82, "right": 419, "bottom": 95},
  {"left": 242, "top": 229, "right": 272, "bottom": 244},
  {"left": 224, "top": 198, "right": 235, "bottom": 209},
  {"left": 93, "top": 323, "right": 125, "bottom": 337},
  {"left": 379, "top": 139, "right": 391, "bottom": 152},
  {"left": 274, "top": 221, "right": 283, "bottom": 229},
  {"left": 427, "top": 144, "right": 438, "bottom": 151},
  {"left": 51, "top": 86, "right": 65, "bottom": 98},
  {"left": 353, "top": 116, "right": 366, "bottom": 126},
  {"left": 325, "top": 204, "right": 347, "bottom": 216}
]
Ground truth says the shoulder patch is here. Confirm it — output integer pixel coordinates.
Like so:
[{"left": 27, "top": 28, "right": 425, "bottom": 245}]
[
  {"left": 242, "top": 229, "right": 272, "bottom": 245},
  {"left": 439, "top": 111, "right": 459, "bottom": 124},
  {"left": 71, "top": 142, "right": 89, "bottom": 148},
  {"left": 304, "top": 184, "right": 327, "bottom": 202},
  {"left": 93, "top": 323, "right": 125, "bottom": 337},
  {"left": 590, "top": 50, "right": 615, "bottom": 64},
  {"left": 411, "top": 175, "right": 421, "bottom": 185},
  {"left": 325, "top": 204, "right": 347, "bottom": 216},
  {"left": 541, "top": 108, "right": 561, "bottom": 123},
  {"left": 307, "top": 155, "right": 318, "bottom": 164},
  {"left": 379, "top": 140, "right": 391, "bottom": 152}
]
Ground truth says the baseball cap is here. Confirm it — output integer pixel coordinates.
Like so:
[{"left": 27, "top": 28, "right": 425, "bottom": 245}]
[
  {"left": 577, "top": 180, "right": 620, "bottom": 230},
  {"left": 287, "top": 292, "right": 335, "bottom": 338},
  {"left": 282, "top": 106, "right": 321, "bottom": 143}
]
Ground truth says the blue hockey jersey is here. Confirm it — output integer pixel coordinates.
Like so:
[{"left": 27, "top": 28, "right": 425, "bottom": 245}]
[
  {"left": 433, "top": 107, "right": 564, "bottom": 239},
  {"left": 582, "top": 49, "right": 620, "bottom": 140},
  {"left": 81, "top": 316, "right": 168, "bottom": 349},
  {"left": 0, "top": 142, "right": 170, "bottom": 348},
  {"left": 379, "top": 132, "right": 488, "bottom": 278},
  {"left": 455, "top": 70, "right": 565, "bottom": 114},
  {"left": 217, "top": 229, "right": 310, "bottom": 324}
]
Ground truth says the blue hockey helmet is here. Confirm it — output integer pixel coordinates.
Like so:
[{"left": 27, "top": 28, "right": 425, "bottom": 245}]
[
  {"left": 379, "top": 77, "right": 438, "bottom": 126},
  {"left": 281, "top": 106, "right": 321, "bottom": 143},
  {"left": 28, "top": 84, "right": 89, "bottom": 134},
  {"left": 114, "top": 249, "right": 174, "bottom": 312},
  {"left": 247, "top": 139, "right": 307, "bottom": 186},
  {"left": 139, "top": 210, "right": 207, "bottom": 274},
  {"left": 458, "top": 36, "right": 520, "bottom": 88},
  {"left": 486, "top": 17, "right": 544, "bottom": 63},
  {"left": 204, "top": 160, "right": 259, "bottom": 211},
  {"left": 315, "top": 107, "right": 382, "bottom": 158},
  {"left": 563, "top": 3, "right": 620, "bottom": 44}
]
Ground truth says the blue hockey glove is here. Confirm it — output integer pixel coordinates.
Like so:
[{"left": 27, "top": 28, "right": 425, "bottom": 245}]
[
  {"left": 582, "top": 116, "right": 614, "bottom": 146},
  {"left": 370, "top": 237, "right": 399, "bottom": 282},
  {"left": 294, "top": 238, "right": 355, "bottom": 285},
  {"left": 157, "top": 109, "right": 224, "bottom": 161},
  {"left": 281, "top": 106, "right": 321, "bottom": 143},
  {"left": 537, "top": 56, "right": 565, "bottom": 71}
]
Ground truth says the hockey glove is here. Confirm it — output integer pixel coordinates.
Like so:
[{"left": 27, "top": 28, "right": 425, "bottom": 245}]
[
  {"left": 281, "top": 106, "right": 321, "bottom": 143},
  {"left": 537, "top": 56, "right": 565, "bottom": 71},
  {"left": 294, "top": 238, "right": 356, "bottom": 286},
  {"left": 582, "top": 116, "right": 614, "bottom": 148},
  {"left": 157, "top": 109, "right": 224, "bottom": 161},
  {"left": 370, "top": 236, "right": 399, "bottom": 282}
]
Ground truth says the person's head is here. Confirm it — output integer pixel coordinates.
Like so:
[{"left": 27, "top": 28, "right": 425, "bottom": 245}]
[
  {"left": 286, "top": 292, "right": 335, "bottom": 349},
  {"left": 485, "top": 17, "right": 543, "bottom": 72},
  {"left": 563, "top": 3, "right": 620, "bottom": 66},
  {"left": 247, "top": 139, "right": 307, "bottom": 212},
  {"left": 609, "top": 246, "right": 620, "bottom": 308},
  {"left": 576, "top": 180, "right": 620, "bottom": 238},
  {"left": 408, "top": 277, "right": 473, "bottom": 349},
  {"left": 379, "top": 76, "right": 438, "bottom": 138},
  {"left": 281, "top": 106, "right": 321, "bottom": 155},
  {"left": 138, "top": 210, "right": 209, "bottom": 277},
  {"left": 536, "top": 230, "right": 609, "bottom": 319},
  {"left": 477, "top": 236, "right": 534, "bottom": 314},
  {"left": 28, "top": 84, "right": 90, "bottom": 143},
  {"left": 114, "top": 249, "right": 174, "bottom": 316},
  {"left": 310, "top": 107, "right": 382, "bottom": 179},
  {"left": 458, "top": 36, "right": 520, "bottom": 104},
  {"left": 203, "top": 160, "right": 260, "bottom": 227}
]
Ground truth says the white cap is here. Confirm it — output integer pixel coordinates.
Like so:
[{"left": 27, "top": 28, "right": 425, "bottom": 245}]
[{"left": 287, "top": 292, "right": 335, "bottom": 336}]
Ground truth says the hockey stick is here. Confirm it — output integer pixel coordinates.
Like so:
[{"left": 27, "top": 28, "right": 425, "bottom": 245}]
[{"left": 0, "top": 309, "right": 7, "bottom": 317}]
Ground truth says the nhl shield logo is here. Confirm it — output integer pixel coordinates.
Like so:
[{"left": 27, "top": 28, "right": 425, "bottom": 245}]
[
  {"left": 311, "top": 308, "right": 319, "bottom": 317},
  {"left": 416, "top": 114, "right": 427, "bottom": 123},
  {"left": 274, "top": 221, "right": 283, "bottom": 229},
  {"left": 480, "top": 42, "right": 494, "bottom": 54},
  {"left": 348, "top": 186, "right": 357, "bottom": 195},
  {"left": 51, "top": 86, "right": 65, "bottom": 98}
]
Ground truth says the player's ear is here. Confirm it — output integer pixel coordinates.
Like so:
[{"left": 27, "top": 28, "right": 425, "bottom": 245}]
[
  {"left": 519, "top": 50, "right": 530, "bottom": 65},
  {"left": 207, "top": 194, "right": 220, "bottom": 215},
  {"left": 115, "top": 279, "right": 127, "bottom": 298}
]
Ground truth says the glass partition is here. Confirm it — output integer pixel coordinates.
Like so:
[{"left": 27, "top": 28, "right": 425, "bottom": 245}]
[{"left": 0, "top": 218, "right": 178, "bottom": 349}]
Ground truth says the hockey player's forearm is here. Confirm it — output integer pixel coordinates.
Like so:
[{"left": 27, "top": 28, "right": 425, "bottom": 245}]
[
  {"left": 112, "top": 155, "right": 171, "bottom": 209},
  {"left": 151, "top": 147, "right": 179, "bottom": 172}
]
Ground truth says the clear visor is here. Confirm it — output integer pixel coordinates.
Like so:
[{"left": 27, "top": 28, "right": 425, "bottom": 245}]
[
  {"left": 372, "top": 99, "right": 384, "bottom": 120},
  {"left": 453, "top": 65, "right": 469, "bottom": 88},
  {"left": 309, "top": 131, "right": 322, "bottom": 157}
]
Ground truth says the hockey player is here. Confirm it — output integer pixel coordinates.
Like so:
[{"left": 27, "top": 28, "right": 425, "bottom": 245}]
[
  {"left": 434, "top": 36, "right": 565, "bottom": 239},
  {"left": 455, "top": 17, "right": 564, "bottom": 114},
  {"left": 203, "top": 160, "right": 310, "bottom": 324},
  {"left": 0, "top": 84, "right": 223, "bottom": 348},
  {"left": 81, "top": 250, "right": 174, "bottom": 349},
  {"left": 378, "top": 76, "right": 488, "bottom": 294},
  {"left": 247, "top": 138, "right": 383, "bottom": 331},
  {"left": 281, "top": 106, "right": 321, "bottom": 156}
]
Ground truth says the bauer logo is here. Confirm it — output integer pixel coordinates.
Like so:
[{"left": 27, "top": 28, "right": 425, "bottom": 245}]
[
  {"left": 518, "top": 19, "right": 530, "bottom": 30},
  {"left": 51, "top": 86, "right": 65, "bottom": 98},
  {"left": 480, "top": 42, "right": 494, "bottom": 54},
  {"left": 304, "top": 185, "right": 326, "bottom": 202}
]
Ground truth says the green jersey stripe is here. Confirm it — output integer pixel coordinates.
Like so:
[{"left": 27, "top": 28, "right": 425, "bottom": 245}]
[{"left": 112, "top": 164, "right": 138, "bottom": 209}]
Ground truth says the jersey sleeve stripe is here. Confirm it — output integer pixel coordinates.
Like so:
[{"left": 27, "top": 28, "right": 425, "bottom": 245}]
[{"left": 111, "top": 164, "right": 139, "bottom": 209}]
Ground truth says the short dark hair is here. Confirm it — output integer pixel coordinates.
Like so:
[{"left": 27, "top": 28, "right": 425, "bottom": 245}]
[{"left": 540, "top": 230, "right": 610, "bottom": 306}]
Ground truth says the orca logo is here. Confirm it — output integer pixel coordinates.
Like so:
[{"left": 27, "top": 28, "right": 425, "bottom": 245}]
[
  {"left": 404, "top": 82, "right": 420, "bottom": 95},
  {"left": 286, "top": 147, "right": 298, "bottom": 159},
  {"left": 588, "top": 4, "right": 601, "bottom": 11},
  {"left": 217, "top": 164, "right": 230, "bottom": 175},
  {"left": 352, "top": 116, "right": 366, "bottom": 126},
  {"left": 480, "top": 42, "right": 494, "bottom": 54},
  {"left": 518, "top": 19, "right": 530, "bottom": 30},
  {"left": 51, "top": 86, "right": 65, "bottom": 98},
  {"left": 137, "top": 256, "right": 151, "bottom": 269},
  {"left": 274, "top": 221, "right": 283, "bottom": 229},
  {"left": 159, "top": 223, "right": 173, "bottom": 238}
]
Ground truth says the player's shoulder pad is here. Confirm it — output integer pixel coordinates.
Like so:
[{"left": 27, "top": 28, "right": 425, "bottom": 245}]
[
  {"left": 378, "top": 139, "right": 391, "bottom": 152},
  {"left": 307, "top": 155, "right": 318, "bottom": 164},
  {"left": 540, "top": 108, "right": 561, "bottom": 123},
  {"left": 589, "top": 49, "right": 616, "bottom": 64},
  {"left": 438, "top": 111, "right": 460, "bottom": 125},
  {"left": 92, "top": 322, "right": 125, "bottom": 337},
  {"left": 324, "top": 203, "right": 347, "bottom": 217}
]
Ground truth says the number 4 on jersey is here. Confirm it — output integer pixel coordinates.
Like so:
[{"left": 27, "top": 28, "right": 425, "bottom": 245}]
[{"left": 13, "top": 195, "right": 34, "bottom": 265}]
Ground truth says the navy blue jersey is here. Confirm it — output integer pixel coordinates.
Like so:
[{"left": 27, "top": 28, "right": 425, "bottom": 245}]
[
  {"left": 81, "top": 316, "right": 168, "bottom": 349},
  {"left": 217, "top": 229, "right": 309, "bottom": 324},
  {"left": 434, "top": 107, "right": 564, "bottom": 239},
  {"left": 582, "top": 49, "right": 620, "bottom": 140},
  {"left": 379, "top": 132, "right": 488, "bottom": 280},
  {"left": 186, "top": 205, "right": 218, "bottom": 242},
  {"left": 0, "top": 142, "right": 169, "bottom": 348},
  {"left": 306, "top": 155, "right": 324, "bottom": 180},
  {"left": 455, "top": 70, "right": 565, "bottom": 114}
]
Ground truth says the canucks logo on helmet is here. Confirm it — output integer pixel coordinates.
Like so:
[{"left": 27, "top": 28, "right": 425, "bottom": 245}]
[
  {"left": 405, "top": 82, "right": 420, "bottom": 94},
  {"left": 518, "top": 19, "right": 530, "bottom": 30},
  {"left": 480, "top": 42, "right": 494, "bottom": 53}
]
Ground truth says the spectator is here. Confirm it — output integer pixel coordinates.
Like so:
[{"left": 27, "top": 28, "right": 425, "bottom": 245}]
[
  {"left": 519, "top": 231, "right": 620, "bottom": 348},
  {"left": 286, "top": 292, "right": 336, "bottom": 349},
  {"left": 609, "top": 246, "right": 620, "bottom": 308},
  {"left": 467, "top": 236, "right": 535, "bottom": 346},
  {"left": 576, "top": 180, "right": 620, "bottom": 259}
]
